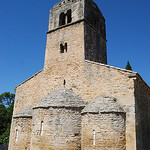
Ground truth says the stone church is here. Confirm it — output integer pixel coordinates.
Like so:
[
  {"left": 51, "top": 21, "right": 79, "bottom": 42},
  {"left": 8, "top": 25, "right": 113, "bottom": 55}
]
[{"left": 9, "top": 0, "right": 150, "bottom": 150}]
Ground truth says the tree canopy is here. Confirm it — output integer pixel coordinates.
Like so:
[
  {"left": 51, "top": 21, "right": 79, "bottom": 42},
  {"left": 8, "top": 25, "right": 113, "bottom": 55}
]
[
  {"left": 125, "top": 60, "right": 132, "bottom": 71},
  {"left": 0, "top": 92, "right": 15, "bottom": 145},
  {"left": 0, "top": 92, "right": 15, "bottom": 107}
]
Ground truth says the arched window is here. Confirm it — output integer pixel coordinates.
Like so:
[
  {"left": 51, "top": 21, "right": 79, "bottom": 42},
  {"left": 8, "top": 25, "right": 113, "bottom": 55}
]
[
  {"left": 67, "top": 9, "right": 72, "bottom": 23},
  {"left": 15, "top": 129, "right": 18, "bottom": 142},
  {"left": 40, "top": 121, "right": 44, "bottom": 136},
  {"left": 59, "top": 12, "right": 65, "bottom": 26},
  {"left": 93, "top": 130, "right": 96, "bottom": 145},
  {"left": 59, "top": 9, "right": 72, "bottom": 26},
  {"left": 60, "top": 43, "right": 68, "bottom": 53}
]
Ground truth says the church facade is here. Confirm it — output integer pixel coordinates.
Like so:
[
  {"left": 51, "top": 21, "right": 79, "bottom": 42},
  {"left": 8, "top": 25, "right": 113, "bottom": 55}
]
[{"left": 9, "top": 0, "right": 150, "bottom": 150}]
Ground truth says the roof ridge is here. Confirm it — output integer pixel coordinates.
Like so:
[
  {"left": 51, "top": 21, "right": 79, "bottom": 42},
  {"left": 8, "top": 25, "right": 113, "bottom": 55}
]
[
  {"left": 85, "top": 60, "right": 137, "bottom": 74},
  {"left": 14, "top": 69, "right": 43, "bottom": 91}
]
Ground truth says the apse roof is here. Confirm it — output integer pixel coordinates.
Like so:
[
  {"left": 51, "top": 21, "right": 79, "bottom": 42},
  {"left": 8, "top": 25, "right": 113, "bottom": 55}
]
[
  {"left": 82, "top": 97, "right": 124, "bottom": 114},
  {"left": 13, "top": 106, "right": 32, "bottom": 118},
  {"left": 34, "top": 88, "right": 86, "bottom": 109}
]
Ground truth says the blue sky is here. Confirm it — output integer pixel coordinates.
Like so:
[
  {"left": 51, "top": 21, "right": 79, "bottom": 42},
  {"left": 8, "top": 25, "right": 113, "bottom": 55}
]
[{"left": 0, "top": 0, "right": 150, "bottom": 94}]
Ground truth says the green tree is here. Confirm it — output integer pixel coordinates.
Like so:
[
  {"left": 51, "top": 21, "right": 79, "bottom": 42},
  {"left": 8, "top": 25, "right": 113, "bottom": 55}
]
[
  {"left": 125, "top": 60, "right": 132, "bottom": 71},
  {"left": 0, "top": 92, "right": 15, "bottom": 145},
  {"left": 0, "top": 92, "right": 15, "bottom": 107},
  {"left": 0, "top": 125, "right": 11, "bottom": 145},
  {"left": 7, "top": 102, "right": 14, "bottom": 124},
  {"left": 0, "top": 104, "right": 7, "bottom": 136}
]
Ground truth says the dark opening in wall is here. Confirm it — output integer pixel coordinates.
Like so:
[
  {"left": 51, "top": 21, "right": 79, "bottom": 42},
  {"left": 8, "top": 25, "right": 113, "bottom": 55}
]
[
  {"left": 64, "top": 43, "right": 67, "bottom": 52},
  {"left": 67, "top": 9, "right": 72, "bottom": 23},
  {"left": 59, "top": 12, "right": 65, "bottom": 26},
  {"left": 59, "top": 9, "right": 72, "bottom": 26},
  {"left": 60, "top": 43, "right": 68, "bottom": 53},
  {"left": 60, "top": 44, "right": 64, "bottom": 53},
  {"left": 64, "top": 80, "right": 66, "bottom": 85}
]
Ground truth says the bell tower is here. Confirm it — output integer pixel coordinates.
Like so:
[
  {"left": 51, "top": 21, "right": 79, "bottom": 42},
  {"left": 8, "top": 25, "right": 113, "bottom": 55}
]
[{"left": 44, "top": 0, "right": 107, "bottom": 70}]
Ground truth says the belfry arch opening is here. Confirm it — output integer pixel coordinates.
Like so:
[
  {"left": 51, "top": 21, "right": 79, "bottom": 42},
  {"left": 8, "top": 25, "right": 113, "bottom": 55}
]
[
  {"left": 59, "top": 9, "right": 72, "bottom": 26},
  {"left": 67, "top": 9, "right": 72, "bottom": 23},
  {"left": 59, "top": 12, "right": 65, "bottom": 26}
]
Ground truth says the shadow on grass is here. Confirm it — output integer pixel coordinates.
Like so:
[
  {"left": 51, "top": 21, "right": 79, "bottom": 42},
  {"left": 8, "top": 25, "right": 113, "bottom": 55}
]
[{"left": 0, "top": 145, "right": 8, "bottom": 150}]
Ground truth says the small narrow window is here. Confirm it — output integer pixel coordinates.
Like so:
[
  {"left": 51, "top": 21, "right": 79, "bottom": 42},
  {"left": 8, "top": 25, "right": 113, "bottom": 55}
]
[
  {"left": 67, "top": 9, "right": 72, "bottom": 23},
  {"left": 93, "top": 130, "right": 96, "bottom": 145},
  {"left": 64, "top": 43, "right": 67, "bottom": 52},
  {"left": 40, "top": 121, "right": 44, "bottom": 136},
  {"left": 64, "top": 80, "right": 66, "bottom": 86},
  {"left": 59, "top": 12, "right": 65, "bottom": 26},
  {"left": 15, "top": 129, "right": 18, "bottom": 142},
  {"left": 60, "top": 44, "right": 64, "bottom": 53}
]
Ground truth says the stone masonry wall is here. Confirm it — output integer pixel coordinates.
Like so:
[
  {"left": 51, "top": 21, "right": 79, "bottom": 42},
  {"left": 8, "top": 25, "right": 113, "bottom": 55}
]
[
  {"left": 9, "top": 118, "right": 32, "bottom": 150},
  {"left": 12, "top": 58, "right": 137, "bottom": 150},
  {"left": 44, "top": 22, "right": 84, "bottom": 70},
  {"left": 84, "top": 22, "right": 107, "bottom": 64},
  {"left": 134, "top": 76, "right": 150, "bottom": 150},
  {"left": 30, "top": 107, "right": 82, "bottom": 150},
  {"left": 84, "top": 0, "right": 106, "bottom": 39},
  {"left": 81, "top": 113, "right": 126, "bottom": 150},
  {"left": 49, "top": 0, "right": 84, "bottom": 31}
]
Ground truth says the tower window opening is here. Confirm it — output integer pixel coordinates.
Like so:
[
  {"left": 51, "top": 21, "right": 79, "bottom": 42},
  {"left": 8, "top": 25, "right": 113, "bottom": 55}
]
[
  {"left": 59, "top": 12, "right": 65, "bottom": 26},
  {"left": 60, "top": 43, "right": 68, "bottom": 53},
  {"left": 59, "top": 9, "right": 72, "bottom": 26},
  {"left": 15, "top": 129, "right": 18, "bottom": 142},
  {"left": 60, "top": 44, "right": 64, "bottom": 53},
  {"left": 93, "top": 130, "right": 96, "bottom": 145},
  {"left": 64, "top": 43, "right": 67, "bottom": 52},
  {"left": 40, "top": 121, "right": 44, "bottom": 136},
  {"left": 67, "top": 9, "right": 72, "bottom": 23}
]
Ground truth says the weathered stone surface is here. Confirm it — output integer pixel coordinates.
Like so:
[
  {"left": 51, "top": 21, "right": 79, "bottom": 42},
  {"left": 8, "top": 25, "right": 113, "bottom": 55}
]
[
  {"left": 134, "top": 75, "right": 150, "bottom": 150},
  {"left": 10, "top": 118, "right": 32, "bottom": 150},
  {"left": 82, "top": 113, "right": 126, "bottom": 150},
  {"left": 82, "top": 97, "right": 124, "bottom": 114},
  {"left": 31, "top": 107, "right": 82, "bottom": 150},
  {"left": 13, "top": 106, "right": 32, "bottom": 118},
  {"left": 81, "top": 97, "right": 126, "bottom": 150},
  {"left": 34, "top": 88, "right": 85, "bottom": 108}
]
